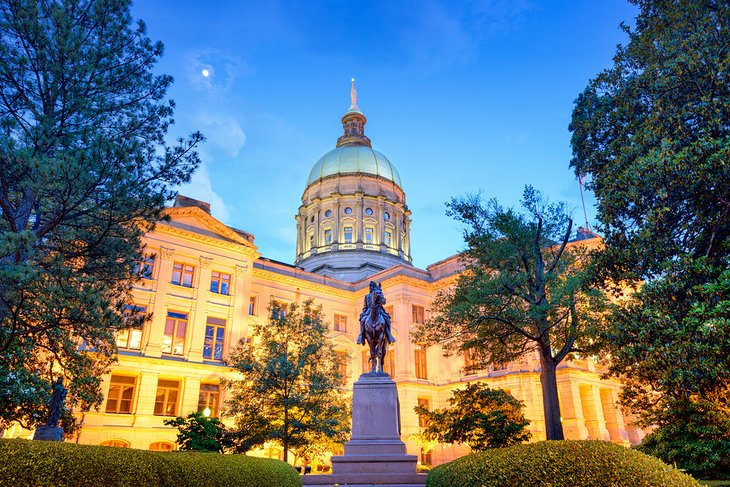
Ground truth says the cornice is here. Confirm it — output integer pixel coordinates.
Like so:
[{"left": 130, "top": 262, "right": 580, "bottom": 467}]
[{"left": 252, "top": 268, "right": 355, "bottom": 299}]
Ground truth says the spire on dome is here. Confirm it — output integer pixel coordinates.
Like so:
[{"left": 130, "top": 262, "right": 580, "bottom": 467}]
[{"left": 337, "top": 78, "right": 371, "bottom": 147}]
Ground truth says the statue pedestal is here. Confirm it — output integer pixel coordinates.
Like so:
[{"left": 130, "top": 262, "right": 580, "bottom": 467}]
[
  {"left": 302, "top": 374, "right": 426, "bottom": 487},
  {"left": 33, "top": 425, "right": 63, "bottom": 441}
]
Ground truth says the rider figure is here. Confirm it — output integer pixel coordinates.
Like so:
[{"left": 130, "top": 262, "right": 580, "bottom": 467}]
[{"left": 357, "top": 281, "right": 396, "bottom": 345}]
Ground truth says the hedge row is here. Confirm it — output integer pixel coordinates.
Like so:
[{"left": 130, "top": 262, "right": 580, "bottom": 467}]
[
  {"left": 426, "top": 440, "right": 700, "bottom": 487},
  {"left": 0, "top": 439, "right": 300, "bottom": 487}
]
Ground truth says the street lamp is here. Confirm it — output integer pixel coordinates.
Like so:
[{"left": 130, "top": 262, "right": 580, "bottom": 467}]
[{"left": 203, "top": 407, "right": 211, "bottom": 417}]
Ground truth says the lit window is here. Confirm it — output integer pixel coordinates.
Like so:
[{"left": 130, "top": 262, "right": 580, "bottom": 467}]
[
  {"left": 134, "top": 255, "right": 155, "bottom": 279},
  {"left": 154, "top": 379, "right": 180, "bottom": 416},
  {"left": 334, "top": 313, "right": 347, "bottom": 332},
  {"left": 415, "top": 347, "right": 428, "bottom": 379},
  {"left": 210, "top": 271, "right": 231, "bottom": 295},
  {"left": 417, "top": 397, "right": 430, "bottom": 427},
  {"left": 163, "top": 311, "right": 187, "bottom": 355},
  {"left": 203, "top": 317, "right": 226, "bottom": 361},
  {"left": 412, "top": 305, "right": 425, "bottom": 324},
  {"left": 420, "top": 448, "right": 432, "bottom": 466},
  {"left": 344, "top": 207, "right": 353, "bottom": 215},
  {"left": 384, "top": 231, "right": 392, "bottom": 246},
  {"left": 344, "top": 226, "right": 353, "bottom": 243},
  {"left": 117, "top": 304, "right": 146, "bottom": 350},
  {"left": 150, "top": 441, "right": 175, "bottom": 451},
  {"left": 324, "top": 229, "right": 332, "bottom": 245},
  {"left": 106, "top": 375, "right": 136, "bottom": 414},
  {"left": 364, "top": 227, "right": 374, "bottom": 244},
  {"left": 464, "top": 348, "right": 476, "bottom": 372},
  {"left": 198, "top": 383, "right": 220, "bottom": 417},
  {"left": 249, "top": 295, "right": 257, "bottom": 315},
  {"left": 101, "top": 440, "right": 130, "bottom": 448},
  {"left": 171, "top": 262, "right": 195, "bottom": 287},
  {"left": 336, "top": 351, "right": 348, "bottom": 385}
]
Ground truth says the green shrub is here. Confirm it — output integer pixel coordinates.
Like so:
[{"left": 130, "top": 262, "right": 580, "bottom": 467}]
[
  {"left": 426, "top": 440, "right": 700, "bottom": 487},
  {"left": 0, "top": 439, "right": 300, "bottom": 487}
]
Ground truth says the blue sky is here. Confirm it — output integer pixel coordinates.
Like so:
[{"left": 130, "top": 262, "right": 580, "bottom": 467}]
[{"left": 132, "top": 0, "right": 637, "bottom": 269}]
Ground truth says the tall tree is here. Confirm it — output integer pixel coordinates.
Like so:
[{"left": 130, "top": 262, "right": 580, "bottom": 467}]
[
  {"left": 414, "top": 382, "right": 531, "bottom": 451},
  {"left": 413, "top": 187, "right": 607, "bottom": 440},
  {"left": 225, "top": 300, "right": 350, "bottom": 462},
  {"left": 0, "top": 0, "right": 201, "bottom": 432},
  {"left": 569, "top": 0, "right": 730, "bottom": 476}
]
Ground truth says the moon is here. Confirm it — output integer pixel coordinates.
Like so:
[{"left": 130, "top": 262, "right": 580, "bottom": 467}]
[{"left": 201, "top": 69, "right": 210, "bottom": 77}]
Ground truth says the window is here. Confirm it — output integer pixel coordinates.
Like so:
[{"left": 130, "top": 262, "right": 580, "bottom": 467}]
[
  {"left": 384, "top": 231, "right": 392, "bottom": 246},
  {"left": 344, "top": 207, "right": 353, "bottom": 215},
  {"left": 117, "top": 305, "right": 146, "bottom": 350},
  {"left": 334, "top": 313, "right": 347, "bottom": 332},
  {"left": 154, "top": 379, "right": 180, "bottom": 416},
  {"left": 150, "top": 441, "right": 175, "bottom": 451},
  {"left": 325, "top": 209, "right": 332, "bottom": 218},
  {"left": 210, "top": 271, "right": 231, "bottom": 295},
  {"left": 420, "top": 448, "right": 432, "bottom": 466},
  {"left": 384, "top": 212, "right": 390, "bottom": 220},
  {"left": 198, "top": 383, "right": 220, "bottom": 417},
  {"left": 203, "top": 317, "right": 226, "bottom": 360},
  {"left": 324, "top": 228, "right": 332, "bottom": 245},
  {"left": 309, "top": 233, "right": 314, "bottom": 248},
  {"left": 417, "top": 397, "right": 430, "bottom": 427},
  {"left": 344, "top": 226, "right": 353, "bottom": 243},
  {"left": 271, "top": 301, "right": 287, "bottom": 320},
  {"left": 101, "top": 440, "right": 130, "bottom": 448},
  {"left": 171, "top": 262, "right": 195, "bottom": 287},
  {"left": 364, "top": 227, "right": 374, "bottom": 244},
  {"left": 249, "top": 295, "right": 257, "bottom": 315},
  {"left": 365, "top": 208, "right": 373, "bottom": 216},
  {"left": 336, "top": 351, "right": 348, "bottom": 384},
  {"left": 106, "top": 375, "right": 136, "bottom": 414},
  {"left": 134, "top": 255, "right": 155, "bottom": 279},
  {"left": 384, "top": 350, "right": 396, "bottom": 378},
  {"left": 464, "top": 348, "right": 476, "bottom": 372},
  {"left": 415, "top": 347, "right": 428, "bottom": 379},
  {"left": 162, "top": 311, "right": 187, "bottom": 355},
  {"left": 412, "top": 305, "right": 425, "bottom": 324}
]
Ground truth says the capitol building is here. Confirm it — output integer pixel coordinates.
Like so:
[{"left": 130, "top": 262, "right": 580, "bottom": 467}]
[{"left": 57, "top": 85, "right": 643, "bottom": 465}]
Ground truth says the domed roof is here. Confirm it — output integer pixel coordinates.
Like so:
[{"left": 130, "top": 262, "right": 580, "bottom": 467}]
[{"left": 306, "top": 145, "right": 402, "bottom": 187}]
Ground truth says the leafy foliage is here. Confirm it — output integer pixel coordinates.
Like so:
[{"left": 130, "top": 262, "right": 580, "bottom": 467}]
[
  {"left": 413, "top": 187, "right": 607, "bottom": 440},
  {"left": 0, "top": 0, "right": 201, "bottom": 431},
  {"left": 415, "top": 383, "right": 531, "bottom": 451},
  {"left": 569, "top": 0, "right": 730, "bottom": 474},
  {"left": 164, "top": 411, "right": 232, "bottom": 453},
  {"left": 225, "top": 299, "right": 350, "bottom": 461},
  {"left": 0, "top": 438, "right": 300, "bottom": 487},
  {"left": 426, "top": 440, "right": 700, "bottom": 487}
]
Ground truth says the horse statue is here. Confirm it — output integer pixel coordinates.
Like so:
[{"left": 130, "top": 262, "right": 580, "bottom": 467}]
[{"left": 360, "top": 282, "right": 391, "bottom": 375}]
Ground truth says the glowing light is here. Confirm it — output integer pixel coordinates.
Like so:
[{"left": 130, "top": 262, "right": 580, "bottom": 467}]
[
  {"left": 201, "top": 69, "right": 210, "bottom": 77},
  {"left": 203, "top": 407, "right": 211, "bottom": 417}
]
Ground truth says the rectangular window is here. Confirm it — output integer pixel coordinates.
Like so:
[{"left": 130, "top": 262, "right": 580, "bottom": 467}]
[
  {"left": 384, "top": 350, "right": 396, "bottom": 378},
  {"left": 117, "top": 304, "right": 146, "bottom": 350},
  {"left": 336, "top": 351, "right": 348, "bottom": 385},
  {"left": 249, "top": 295, "right": 257, "bottom": 315},
  {"left": 415, "top": 347, "right": 428, "bottom": 379},
  {"left": 420, "top": 448, "right": 432, "bottom": 466},
  {"left": 134, "top": 254, "right": 155, "bottom": 279},
  {"left": 154, "top": 379, "right": 180, "bottom": 416},
  {"left": 162, "top": 311, "right": 187, "bottom": 355},
  {"left": 324, "top": 229, "right": 332, "bottom": 245},
  {"left": 203, "top": 317, "right": 226, "bottom": 360},
  {"left": 106, "top": 375, "right": 136, "bottom": 414},
  {"left": 417, "top": 397, "right": 430, "bottom": 427},
  {"left": 271, "top": 301, "right": 287, "bottom": 320},
  {"left": 344, "top": 226, "right": 353, "bottom": 243},
  {"left": 412, "top": 305, "right": 425, "bottom": 324},
  {"left": 198, "top": 383, "right": 220, "bottom": 417},
  {"left": 171, "top": 262, "right": 195, "bottom": 287},
  {"left": 309, "top": 233, "right": 315, "bottom": 248},
  {"left": 334, "top": 313, "right": 347, "bottom": 332},
  {"left": 464, "top": 348, "right": 477, "bottom": 372},
  {"left": 364, "top": 227, "right": 374, "bottom": 244},
  {"left": 384, "top": 231, "right": 392, "bottom": 246},
  {"left": 210, "top": 271, "right": 231, "bottom": 295}
]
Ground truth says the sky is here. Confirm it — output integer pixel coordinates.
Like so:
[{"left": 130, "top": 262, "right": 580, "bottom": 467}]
[{"left": 131, "top": 0, "right": 638, "bottom": 269}]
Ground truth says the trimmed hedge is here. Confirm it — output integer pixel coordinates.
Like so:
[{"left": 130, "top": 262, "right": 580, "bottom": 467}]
[
  {"left": 0, "top": 439, "right": 300, "bottom": 487},
  {"left": 426, "top": 440, "right": 700, "bottom": 487}
]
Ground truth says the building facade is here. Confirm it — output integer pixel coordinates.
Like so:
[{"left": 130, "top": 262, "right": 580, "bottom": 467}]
[{"left": 7, "top": 85, "right": 645, "bottom": 464}]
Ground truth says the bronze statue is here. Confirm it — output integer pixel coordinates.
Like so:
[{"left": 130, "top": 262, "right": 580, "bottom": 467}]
[
  {"left": 47, "top": 377, "right": 67, "bottom": 427},
  {"left": 358, "top": 281, "right": 394, "bottom": 375}
]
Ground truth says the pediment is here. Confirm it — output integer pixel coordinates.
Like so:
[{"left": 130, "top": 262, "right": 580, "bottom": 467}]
[{"left": 158, "top": 206, "right": 256, "bottom": 250}]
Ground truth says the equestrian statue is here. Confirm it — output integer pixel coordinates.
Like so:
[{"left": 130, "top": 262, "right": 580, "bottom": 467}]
[{"left": 357, "top": 281, "right": 395, "bottom": 375}]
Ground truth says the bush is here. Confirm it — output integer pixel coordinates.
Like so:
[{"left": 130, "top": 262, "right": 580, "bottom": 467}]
[
  {"left": 0, "top": 439, "right": 300, "bottom": 487},
  {"left": 426, "top": 440, "right": 700, "bottom": 487}
]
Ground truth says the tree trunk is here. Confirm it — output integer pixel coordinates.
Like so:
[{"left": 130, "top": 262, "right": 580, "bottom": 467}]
[
  {"left": 283, "top": 407, "right": 289, "bottom": 462},
  {"left": 539, "top": 350, "right": 565, "bottom": 440}
]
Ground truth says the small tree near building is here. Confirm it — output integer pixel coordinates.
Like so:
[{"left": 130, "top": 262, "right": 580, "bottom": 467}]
[
  {"left": 413, "top": 187, "right": 607, "bottom": 440},
  {"left": 164, "top": 411, "right": 231, "bottom": 453},
  {"left": 225, "top": 299, "right": 350, "bottom": 462},
  {"left": 415, "top": 383, "right": 530, "bottom": 451}
]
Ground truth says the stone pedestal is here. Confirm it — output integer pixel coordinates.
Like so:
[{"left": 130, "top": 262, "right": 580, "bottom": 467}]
[
  {"left": 32, "top": 425, "right": 63, "bottom": 441},
  {"left": 302, "top": 374, "right": 426, "bottom": 487}
]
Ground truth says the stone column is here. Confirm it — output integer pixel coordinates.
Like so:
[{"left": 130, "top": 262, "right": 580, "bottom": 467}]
[
  {"left": 180, "top": 377, "right": 201, "bottom": 416},
  {"left": 187, "top": 255, "right": 213, "bottom": 362},
  {"left": 145, "top": 246, "right": 175, "bottom": 358}
]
